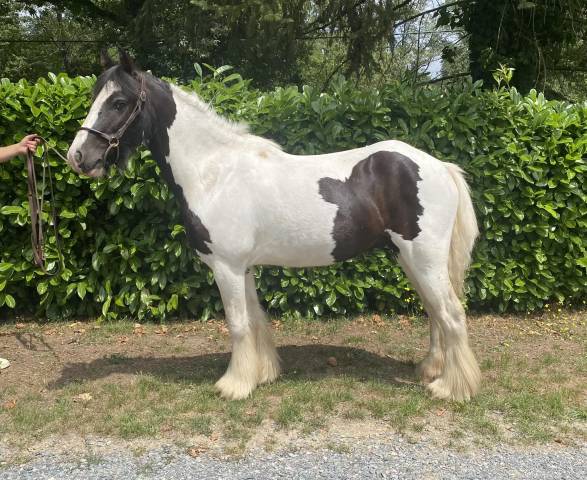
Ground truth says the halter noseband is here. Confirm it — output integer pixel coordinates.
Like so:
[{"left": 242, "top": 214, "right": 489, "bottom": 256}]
[{"left": 80, "top": 73, "right": 147, "bottom": 166}]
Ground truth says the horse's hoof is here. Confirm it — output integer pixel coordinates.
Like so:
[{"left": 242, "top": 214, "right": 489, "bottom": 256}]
[
  {"left": 427, "top": 377, "right": 472, "bottom": 402},
  {"left": 416, "top": 355, "right": 443, "bottom": 384},
  {"left": 257, "top": 355, "right": 281, "bottom": 385},
  {"left": 215, "top": 374, "right": 256, "bottom": 400}
]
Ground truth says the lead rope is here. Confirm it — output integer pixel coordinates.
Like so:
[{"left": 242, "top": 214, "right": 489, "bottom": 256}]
[{"left": 25, "top": 137, "right": 66, "bottom": 275}]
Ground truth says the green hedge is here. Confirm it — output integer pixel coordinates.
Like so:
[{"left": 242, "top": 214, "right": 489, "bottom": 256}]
[{"left": 0, "top": 69, "right": 585, "bottom": 321}]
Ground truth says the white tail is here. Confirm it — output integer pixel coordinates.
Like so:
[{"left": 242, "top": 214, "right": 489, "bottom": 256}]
[{"left": 444, "top": 163, "right": 479, "bottom": 298}]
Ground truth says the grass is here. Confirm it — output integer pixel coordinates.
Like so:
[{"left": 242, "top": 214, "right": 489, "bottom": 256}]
[
  {"left": 5, "top": 372, "right": 578, "bottom": 447},
  {"left": 0, "top": 310, "right": 585, "bottom": 456}
]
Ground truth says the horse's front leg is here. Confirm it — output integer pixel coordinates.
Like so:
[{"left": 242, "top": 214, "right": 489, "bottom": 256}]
[
  {"left": 212, "top": 262, "right": 259, "bottom": 400},
  {"left": 245, "top": 271, "right": 281, "bottom": 385}
]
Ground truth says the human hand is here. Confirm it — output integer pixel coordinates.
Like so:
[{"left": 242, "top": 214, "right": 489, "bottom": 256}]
[{"left": 16, "top": 134, "right": 41, "bottom": 155}]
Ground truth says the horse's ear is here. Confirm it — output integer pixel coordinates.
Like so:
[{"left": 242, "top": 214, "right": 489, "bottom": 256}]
[
  {"left": 118, "top": 48, "right": 136, "bottom": 74},
  {"left": 100, "top": 49, "right": 115, "bottom": 70}
]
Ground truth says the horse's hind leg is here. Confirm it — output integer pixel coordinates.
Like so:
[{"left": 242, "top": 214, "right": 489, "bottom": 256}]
[
  {"left": 212, "top": 262, "right": 259, "bottom": 400},
  {"left": 399, "top": 247, "right": 481, "bottom": 401},
  {"left": 418, "top": 319, "right": 444, "bottom": 383},
  {"left": 399, "top": 259, "right": 444, "bottom": 383},
  {"left": 245, "top": 271, "right": 281, "bottom": 384},
  {"left": 429, "top": 288, "right": 480, "bottom": 401}
]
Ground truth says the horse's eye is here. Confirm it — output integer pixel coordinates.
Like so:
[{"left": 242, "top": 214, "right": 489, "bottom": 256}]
[{"left": 113, "top": 100, "right": 127, "bottom": 111}]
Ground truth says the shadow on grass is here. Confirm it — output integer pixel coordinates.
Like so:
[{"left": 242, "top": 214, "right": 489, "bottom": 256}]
[
  {"left": 49, "top": 344, "right": 416, "bottom": 390},
  {"left": 13, "top": 332, "right": 57, "bottom": 354}
]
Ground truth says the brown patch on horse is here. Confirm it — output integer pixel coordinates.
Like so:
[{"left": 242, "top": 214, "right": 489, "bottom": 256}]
[
  {"left": 318, "top": 151, "right": 423, "bottom": 261},
  {"left": 184, "top": 208, "right": 213, "bottom": 254},
  {"left": 259, "top": 150, "right": 269, "bottom": 158}
]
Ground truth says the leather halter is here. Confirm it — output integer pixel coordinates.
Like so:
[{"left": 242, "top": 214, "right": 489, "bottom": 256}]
[{"left": 80, "top": 73, "right": 147, "bottom": 166}]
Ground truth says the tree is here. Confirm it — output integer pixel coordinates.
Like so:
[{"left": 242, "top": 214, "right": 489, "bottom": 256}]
[
  {"left": 437, "top": 0, "right": 587, "bottom": 98},
  {"left": 190, "top": 1, "right": 424, "bottom": 86},
  {"left": 3, "top": 0, "right": 586, "bottom": 100},
  {"left": 1, "top": 0, "right": 422, "bottom": 86},
  {"left": 0, "top": 0, "right": 115, "bottom": 80}
]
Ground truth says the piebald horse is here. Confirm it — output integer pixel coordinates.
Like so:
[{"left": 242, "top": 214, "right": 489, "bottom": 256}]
[{"left": 67, "top": 51, "right": 481, "bottom": 402}]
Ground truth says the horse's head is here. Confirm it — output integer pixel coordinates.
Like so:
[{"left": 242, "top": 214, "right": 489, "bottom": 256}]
[{"left": 67, "top": 50, "right": 150, "bottom": 177}]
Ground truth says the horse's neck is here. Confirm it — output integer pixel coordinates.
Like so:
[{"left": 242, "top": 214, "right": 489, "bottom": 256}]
[
  {"left": 150, "top": 84, "right": 248, "bottom": 196},
  {"left": 168, "top": 85, "right": 249, "bottom": 154}
]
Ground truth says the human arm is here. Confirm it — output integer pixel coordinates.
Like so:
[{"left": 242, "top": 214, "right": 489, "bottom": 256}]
[{"left": 0, "top": 135, "right": 40, "bottom": 163}]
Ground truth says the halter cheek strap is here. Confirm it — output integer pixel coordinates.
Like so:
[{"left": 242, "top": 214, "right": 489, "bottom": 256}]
[{"left": 80, "top": 74, "right": 147, "bottom": 166}]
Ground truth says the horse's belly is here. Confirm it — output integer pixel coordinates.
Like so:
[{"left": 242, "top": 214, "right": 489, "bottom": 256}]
[
  {"left": 252, "top": 237, "right": 336, "bottom": 267},
  {"left": 250, "top": 211, "right": 339, "bottom": 267}
]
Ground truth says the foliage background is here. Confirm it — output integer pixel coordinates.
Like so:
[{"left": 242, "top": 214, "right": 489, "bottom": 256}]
[{"left": 0, "top": 68, "right": 585, "bottom": 321}]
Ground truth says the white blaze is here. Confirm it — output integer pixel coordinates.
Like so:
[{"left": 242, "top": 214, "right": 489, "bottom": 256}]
[{"left": 67, "top": 81, "right": 121, "bottom": 164}]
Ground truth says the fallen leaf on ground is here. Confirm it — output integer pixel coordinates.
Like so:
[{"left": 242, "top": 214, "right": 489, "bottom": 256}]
[
  {"left": 398, "top": 315, "right": 411, "bottom": 329},
  {"left": 371, "top": 314, "right": 384, "bottom": 326},
  {"left": 73, "top": 393, "right": 93, "bottom": 402},
  {"left": 2, "top": 400, "right": 16, "bottom": 409},
  {"left": 15, "top": 323, "right": 26, "bottom": 329},
  {"left": 155, "top": 326, "right": 168, "bottom": 335},
  {"left": 133, "top": 324, "right": 145, "bottom": 335},
  {"left": 217, "top": 325, "right": 229, "bottom": 335},
  {"left": 187, "top": 446, "right": 208, "bottom": 457},
  {"left": 118, "top": 336, "right": 129, "bottom": 344}
]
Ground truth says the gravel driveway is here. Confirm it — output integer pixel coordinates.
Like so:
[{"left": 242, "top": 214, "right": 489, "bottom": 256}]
[{"left": 1, "top": 441, "right": 585, "bottom": 480}]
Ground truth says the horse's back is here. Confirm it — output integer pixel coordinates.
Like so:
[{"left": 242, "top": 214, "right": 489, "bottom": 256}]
[{"left": 228, "top": 140, "right": 458, "bottom": 267}]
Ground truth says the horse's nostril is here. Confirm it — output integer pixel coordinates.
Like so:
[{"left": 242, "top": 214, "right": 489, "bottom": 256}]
[{"left": 74, "top": 150, "right": 83, "bottom": 163}]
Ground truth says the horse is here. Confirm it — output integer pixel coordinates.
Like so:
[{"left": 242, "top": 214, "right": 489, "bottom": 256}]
[{"left": 67, "top": 50, "right": 481, "bottom": 402}]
